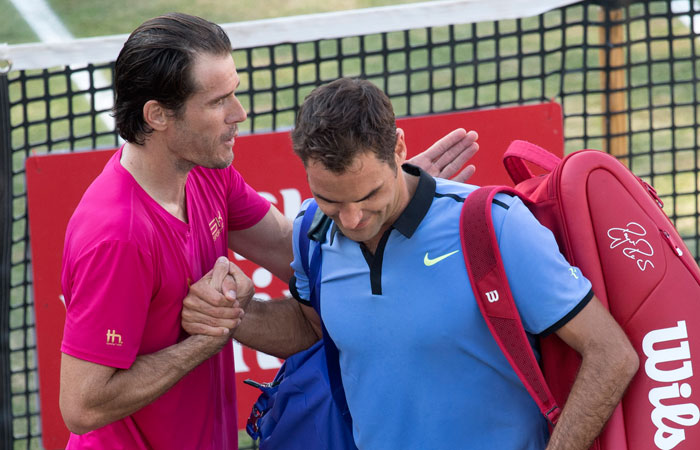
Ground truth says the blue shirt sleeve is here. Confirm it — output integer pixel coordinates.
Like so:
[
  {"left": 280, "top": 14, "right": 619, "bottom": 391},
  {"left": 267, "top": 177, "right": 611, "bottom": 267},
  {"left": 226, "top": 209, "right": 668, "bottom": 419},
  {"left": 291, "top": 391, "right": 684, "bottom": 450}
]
[{"left": 493, "top": 194, "right": 593, "bottom": 335}]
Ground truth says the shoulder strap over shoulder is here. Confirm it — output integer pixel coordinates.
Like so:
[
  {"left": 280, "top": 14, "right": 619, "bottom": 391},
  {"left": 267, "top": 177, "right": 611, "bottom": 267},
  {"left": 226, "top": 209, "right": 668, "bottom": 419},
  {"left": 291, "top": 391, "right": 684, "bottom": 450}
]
[
  {"left": 299, "top": 201, "right": 322, "bottom": 311},
  {"left": 460, "top": 186, "right": 561, "bottom": 427},
  {"left": 297, "top": 200, "right": 354, "bottom": 428}
]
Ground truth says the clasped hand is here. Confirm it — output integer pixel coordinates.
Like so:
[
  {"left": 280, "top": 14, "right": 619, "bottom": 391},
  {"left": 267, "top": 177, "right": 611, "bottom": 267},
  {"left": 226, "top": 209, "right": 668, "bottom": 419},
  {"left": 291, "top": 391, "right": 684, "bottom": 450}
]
[{"left": 181, "top": 256, "right": 254, "bottom": 337}]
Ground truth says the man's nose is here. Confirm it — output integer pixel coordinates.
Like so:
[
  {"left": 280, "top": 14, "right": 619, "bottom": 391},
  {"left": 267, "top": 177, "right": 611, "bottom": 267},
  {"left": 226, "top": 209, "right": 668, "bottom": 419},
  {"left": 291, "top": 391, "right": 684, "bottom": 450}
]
[
  {"left": 338, "top": 204, "right": 362, "bottom": 229},
  {"left": 226, "top": 97, "right": 247, "bottom": 124}
]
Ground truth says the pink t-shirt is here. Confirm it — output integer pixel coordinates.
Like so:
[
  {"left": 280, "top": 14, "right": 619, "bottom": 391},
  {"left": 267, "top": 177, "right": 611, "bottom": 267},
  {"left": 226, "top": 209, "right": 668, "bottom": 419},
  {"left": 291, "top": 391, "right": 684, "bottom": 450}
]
[{"left": 60, "top": 148, "right": 271, "bottom": 449}]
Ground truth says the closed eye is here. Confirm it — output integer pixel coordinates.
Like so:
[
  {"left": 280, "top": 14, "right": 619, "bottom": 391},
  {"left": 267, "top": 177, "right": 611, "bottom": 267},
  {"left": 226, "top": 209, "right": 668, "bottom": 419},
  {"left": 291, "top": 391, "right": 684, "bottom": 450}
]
[{"left": 315, "top": 185, "right": 382, "bottom": 204}]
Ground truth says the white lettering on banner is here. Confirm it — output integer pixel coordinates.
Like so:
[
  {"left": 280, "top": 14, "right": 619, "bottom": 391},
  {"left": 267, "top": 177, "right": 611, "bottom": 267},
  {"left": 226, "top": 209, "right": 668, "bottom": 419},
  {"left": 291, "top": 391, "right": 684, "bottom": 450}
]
[
  {"left": 259, "top": 188, "right": 302, "bottom": 220},
  {"left": 233, "top": 341, "right": 250, "bottom": 372},
  {"left": 231, "top": 253, "right": 273, "bottom": 299},
  {"left": 233, "top": 340, "right": 283, "bottom": 373},
  {"left": 643, "top": 321, "right": 699, "bottom": 449},
  {"left": 607, "top": 222, "right": 655, "bottom": 271},
  {"left": 257, "top": 352, "right": 284, "bottom": 370},
  {"left": 230, "top": 189, "right": 298, "bottom": 374},
  {"left": 252, "top": 267, "right": 273, "bottom": 289},
  {"left": 233, "top": 188, "right": 301, "bottom": 298}
]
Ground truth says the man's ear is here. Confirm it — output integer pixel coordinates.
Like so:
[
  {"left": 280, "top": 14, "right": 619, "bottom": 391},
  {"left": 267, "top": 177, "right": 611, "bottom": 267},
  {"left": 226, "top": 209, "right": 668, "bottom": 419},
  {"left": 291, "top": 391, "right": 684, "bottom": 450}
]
[
  {"left": 143, "top": 100, "right": 169, "bottom": 132},
  {"left": 394, "top": 128, "right": 407, "bottom": 164}
]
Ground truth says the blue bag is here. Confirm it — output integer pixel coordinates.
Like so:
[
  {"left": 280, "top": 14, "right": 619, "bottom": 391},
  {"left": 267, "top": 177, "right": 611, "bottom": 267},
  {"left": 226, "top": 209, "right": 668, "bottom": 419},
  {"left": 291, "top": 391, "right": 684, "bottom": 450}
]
[{"left": 245, "top": 200, "right": 357, "bottom": 450}]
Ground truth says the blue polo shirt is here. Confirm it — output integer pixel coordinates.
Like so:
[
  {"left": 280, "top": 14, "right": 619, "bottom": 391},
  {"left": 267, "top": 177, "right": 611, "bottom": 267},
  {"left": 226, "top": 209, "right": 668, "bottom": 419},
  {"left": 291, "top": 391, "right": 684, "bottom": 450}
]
[{"left": 290, "top": 164, "right": 592, "bottom": 450}]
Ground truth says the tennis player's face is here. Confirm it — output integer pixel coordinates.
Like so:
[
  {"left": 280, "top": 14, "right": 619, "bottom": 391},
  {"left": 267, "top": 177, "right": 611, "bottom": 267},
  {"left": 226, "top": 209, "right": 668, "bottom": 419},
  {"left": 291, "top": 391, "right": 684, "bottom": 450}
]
[
  {"left": 168, "top": 52, "right": 247, "bottom": 170},
  {"left": 306, "top": 143, "right": 408, "bottom": 249}
]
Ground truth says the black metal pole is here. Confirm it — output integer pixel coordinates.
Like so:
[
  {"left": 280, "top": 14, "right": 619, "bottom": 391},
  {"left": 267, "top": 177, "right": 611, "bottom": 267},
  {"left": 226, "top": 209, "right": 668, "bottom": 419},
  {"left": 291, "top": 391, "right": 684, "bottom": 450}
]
[{"left": 0, "top": 69, "right": 14, "bottom": 448}]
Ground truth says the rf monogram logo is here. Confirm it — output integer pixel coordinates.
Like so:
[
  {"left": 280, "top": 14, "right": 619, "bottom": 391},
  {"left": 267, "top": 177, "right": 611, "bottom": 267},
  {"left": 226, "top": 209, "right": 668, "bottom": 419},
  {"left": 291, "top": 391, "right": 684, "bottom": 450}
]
[
  {"left": 485, "top": 290, "right": 499, "bottom": 303},
  {"left": 106, "top": 329, "right": 123, "bottom": 346}
]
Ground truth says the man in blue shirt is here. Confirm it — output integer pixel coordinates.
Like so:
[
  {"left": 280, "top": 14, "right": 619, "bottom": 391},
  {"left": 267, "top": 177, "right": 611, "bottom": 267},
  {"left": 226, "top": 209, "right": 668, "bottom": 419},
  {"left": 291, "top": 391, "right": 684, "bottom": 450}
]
[{"left": 185, "top": 78, "right": 638, "bottom": 449}]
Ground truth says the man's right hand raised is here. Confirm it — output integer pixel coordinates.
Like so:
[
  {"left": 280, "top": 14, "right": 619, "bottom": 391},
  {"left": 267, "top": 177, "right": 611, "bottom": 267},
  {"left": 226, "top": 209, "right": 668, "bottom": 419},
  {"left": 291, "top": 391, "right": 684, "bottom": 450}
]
[{"left": 181, "top": 256, "right": 252, "bottom": 337}]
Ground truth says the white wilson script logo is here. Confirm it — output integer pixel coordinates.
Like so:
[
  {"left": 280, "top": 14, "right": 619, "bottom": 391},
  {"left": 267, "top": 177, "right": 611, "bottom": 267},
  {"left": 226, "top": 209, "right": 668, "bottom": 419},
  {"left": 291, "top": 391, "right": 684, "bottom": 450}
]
[
  {"left": 607, "top": 222, "right": 655, "bottom": 271},
  {"left": 643, "top": 321, "right": 699, "bottom": 449}
]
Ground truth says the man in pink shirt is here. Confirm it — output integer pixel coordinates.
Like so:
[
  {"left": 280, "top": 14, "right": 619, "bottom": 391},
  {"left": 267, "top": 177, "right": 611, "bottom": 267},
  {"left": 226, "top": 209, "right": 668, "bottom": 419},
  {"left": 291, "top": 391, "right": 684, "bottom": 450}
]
[{"left": 59, "top": 13, "right": 479, "bottom": 449}]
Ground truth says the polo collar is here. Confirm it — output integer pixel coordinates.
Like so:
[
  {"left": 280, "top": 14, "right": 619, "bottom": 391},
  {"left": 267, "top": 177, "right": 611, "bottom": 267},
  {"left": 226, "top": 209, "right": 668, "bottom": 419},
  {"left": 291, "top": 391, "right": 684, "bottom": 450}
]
[{"left": 392, "top": 163, "right": 436, "bottom": 238}]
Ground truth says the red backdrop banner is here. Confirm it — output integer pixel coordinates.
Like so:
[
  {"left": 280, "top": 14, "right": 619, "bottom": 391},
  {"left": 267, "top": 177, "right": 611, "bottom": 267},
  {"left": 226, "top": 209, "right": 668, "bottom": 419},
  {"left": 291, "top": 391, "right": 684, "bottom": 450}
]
[{"left": 26, "top": 104, "right": 563, "bottom": 448}]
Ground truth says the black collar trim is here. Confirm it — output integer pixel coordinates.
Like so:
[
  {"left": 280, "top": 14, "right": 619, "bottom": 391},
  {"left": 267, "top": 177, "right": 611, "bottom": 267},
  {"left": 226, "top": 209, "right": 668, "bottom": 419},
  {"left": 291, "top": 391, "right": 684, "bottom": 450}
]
[{"left": 391, "top": 163, "right": 435, "bottom": 238}]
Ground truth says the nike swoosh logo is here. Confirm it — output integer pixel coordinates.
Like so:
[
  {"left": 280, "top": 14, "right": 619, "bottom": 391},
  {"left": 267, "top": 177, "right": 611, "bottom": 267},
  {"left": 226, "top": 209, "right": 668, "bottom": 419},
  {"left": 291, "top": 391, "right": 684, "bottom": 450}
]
[{"left": 424, "top": 250, "right": 459, "bottom": 266}]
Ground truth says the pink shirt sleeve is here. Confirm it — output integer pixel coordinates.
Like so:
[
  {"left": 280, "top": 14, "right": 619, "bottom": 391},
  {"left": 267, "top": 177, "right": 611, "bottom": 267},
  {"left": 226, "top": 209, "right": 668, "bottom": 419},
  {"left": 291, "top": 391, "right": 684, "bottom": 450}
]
[
  {"left": 61, "top": 240, "right": 154, "bottom": 369},
  {"left": 225, "top": 166, "right": 271, "bottom": 230}
]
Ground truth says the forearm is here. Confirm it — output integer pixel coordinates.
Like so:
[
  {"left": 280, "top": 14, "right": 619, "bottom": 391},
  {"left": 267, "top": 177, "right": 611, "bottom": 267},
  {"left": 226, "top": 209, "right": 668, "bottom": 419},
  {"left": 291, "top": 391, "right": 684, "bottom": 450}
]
[
  {"left": 61, "top": 334, "right": 228, "bottom": 434},
  {"left": 545, "top": 344, "right": 638, "bottom": 449},
  {"left": 233, "top": 296, "right": 320, "bottom": 359}
]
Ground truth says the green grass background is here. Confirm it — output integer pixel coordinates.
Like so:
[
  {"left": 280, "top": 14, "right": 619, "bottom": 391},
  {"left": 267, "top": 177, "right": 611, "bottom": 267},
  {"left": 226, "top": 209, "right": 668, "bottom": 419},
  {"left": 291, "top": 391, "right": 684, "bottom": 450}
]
[{"left": 1, "top": 0, "right": 436, "bottom": 44}]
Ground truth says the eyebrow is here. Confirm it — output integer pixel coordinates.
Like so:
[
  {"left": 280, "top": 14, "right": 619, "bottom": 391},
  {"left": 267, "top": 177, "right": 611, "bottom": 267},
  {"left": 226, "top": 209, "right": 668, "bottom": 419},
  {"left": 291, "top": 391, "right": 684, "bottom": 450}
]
[
  {"left": 314, "top": 184, "right": 383, "bottom": 204},
  {"left": 210, "top": 79, "right": 241, "bottom": 104}
]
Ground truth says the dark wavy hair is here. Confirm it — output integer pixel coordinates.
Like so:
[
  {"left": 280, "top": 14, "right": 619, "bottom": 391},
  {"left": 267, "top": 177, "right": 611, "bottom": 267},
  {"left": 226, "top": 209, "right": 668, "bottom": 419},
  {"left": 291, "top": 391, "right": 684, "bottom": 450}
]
[
  {"left": 113, "top": 13, "right": 232, "bottom": 144},
  {"left": 291, "top": 78, "right": 397, "bottom": 173}
]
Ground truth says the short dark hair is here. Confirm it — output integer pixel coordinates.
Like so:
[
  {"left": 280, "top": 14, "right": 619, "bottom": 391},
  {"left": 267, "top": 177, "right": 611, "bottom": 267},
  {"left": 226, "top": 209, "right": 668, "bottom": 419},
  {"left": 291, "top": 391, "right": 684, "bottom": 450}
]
[
  {"left": 113, "top": 13, "right": 232, "bottom": 144},
  {"left": 291, "top": 78, "right": 397, "bottom": 173}
]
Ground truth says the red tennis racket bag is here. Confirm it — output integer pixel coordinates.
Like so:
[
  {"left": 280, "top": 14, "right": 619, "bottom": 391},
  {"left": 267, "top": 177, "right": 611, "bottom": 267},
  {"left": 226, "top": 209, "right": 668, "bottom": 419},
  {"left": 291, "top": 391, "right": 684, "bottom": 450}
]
[{"left": 462, "top": 140, "right": 700, "bottom": 449}]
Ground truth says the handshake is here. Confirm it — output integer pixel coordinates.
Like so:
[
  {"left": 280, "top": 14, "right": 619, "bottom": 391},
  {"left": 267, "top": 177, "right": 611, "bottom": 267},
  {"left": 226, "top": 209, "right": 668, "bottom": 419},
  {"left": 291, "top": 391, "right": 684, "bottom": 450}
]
[{"left": 181, "top": 256, "right": 253, "bottom": 340}]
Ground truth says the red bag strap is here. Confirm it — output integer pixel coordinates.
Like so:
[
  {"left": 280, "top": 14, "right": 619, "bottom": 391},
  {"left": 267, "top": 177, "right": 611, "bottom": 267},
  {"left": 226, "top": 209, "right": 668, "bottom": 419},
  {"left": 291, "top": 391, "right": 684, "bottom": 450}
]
[
  {"left": 503, "top": 140, "right": 562, "bottom": 185},
  {"left": 460, "top": 185, "right": 560, "bottom": 427}
]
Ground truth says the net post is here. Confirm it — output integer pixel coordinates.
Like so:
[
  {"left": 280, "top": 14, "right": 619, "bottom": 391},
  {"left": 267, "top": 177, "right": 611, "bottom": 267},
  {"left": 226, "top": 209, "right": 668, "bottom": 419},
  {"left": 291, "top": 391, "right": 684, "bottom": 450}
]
[
  {"left": 598, "top": 2, "right": 630, "bottom": 165},
  {"left": 0, "top": 70, "right": 15, "bottom": 450}
]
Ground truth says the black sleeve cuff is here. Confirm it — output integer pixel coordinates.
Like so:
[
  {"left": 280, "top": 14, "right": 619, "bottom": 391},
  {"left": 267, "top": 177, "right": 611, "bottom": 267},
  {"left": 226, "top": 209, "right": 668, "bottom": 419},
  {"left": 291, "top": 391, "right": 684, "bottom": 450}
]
[
  {"left": 539, "top": 288, "right": 594, "bottom": 338},
  {"left": 288, "top": 274, "right": 312, "bottom": 307}
]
